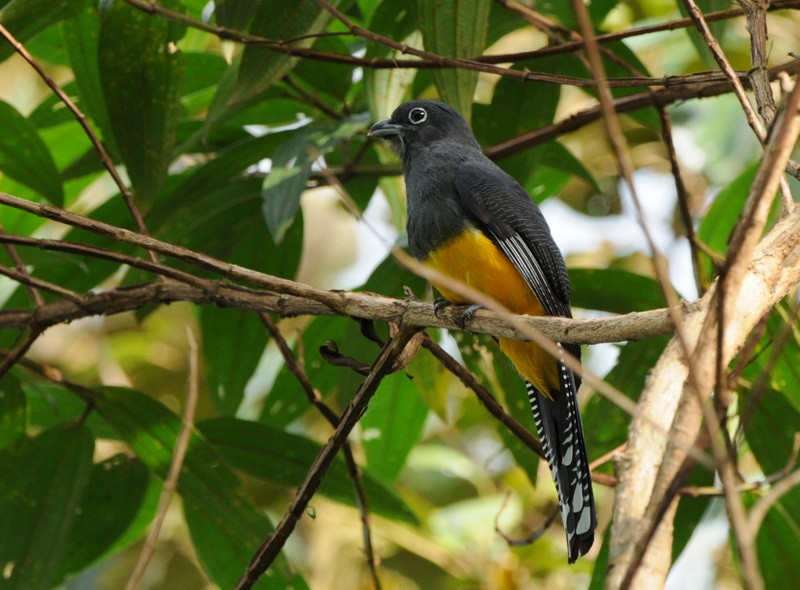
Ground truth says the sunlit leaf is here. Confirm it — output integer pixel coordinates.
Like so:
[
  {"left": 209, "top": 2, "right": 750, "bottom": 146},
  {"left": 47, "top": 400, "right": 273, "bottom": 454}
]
[
  {"left": 418, "top": 0, "right": 491, "bottom": 121},
  {"left": 362, "top": 372, "right": 428, "bottom": 482},
  {"left": 0, "top": 100, "right": 63, "bottom": 203}
]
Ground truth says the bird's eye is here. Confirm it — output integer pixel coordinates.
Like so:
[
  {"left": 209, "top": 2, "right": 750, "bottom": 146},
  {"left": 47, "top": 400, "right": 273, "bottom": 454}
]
[{"left": 408, "top": 107, "right": 427, "bottom": 125}]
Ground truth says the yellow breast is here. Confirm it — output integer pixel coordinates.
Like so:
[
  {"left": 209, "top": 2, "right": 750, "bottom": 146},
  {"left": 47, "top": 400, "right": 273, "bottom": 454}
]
[{"left": 424, "top": 228, "right": 559, "bottom": 394}]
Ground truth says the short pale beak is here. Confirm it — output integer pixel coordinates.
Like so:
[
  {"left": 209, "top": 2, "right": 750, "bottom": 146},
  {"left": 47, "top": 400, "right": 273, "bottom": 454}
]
[{"left": 369, "top": 119, "right": 402, "bottom": 138}]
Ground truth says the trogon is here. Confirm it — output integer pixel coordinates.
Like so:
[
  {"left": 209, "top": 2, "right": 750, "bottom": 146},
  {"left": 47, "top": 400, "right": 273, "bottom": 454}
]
[{"left": 369, "top": 99, "right": 597, "bottom": 563}]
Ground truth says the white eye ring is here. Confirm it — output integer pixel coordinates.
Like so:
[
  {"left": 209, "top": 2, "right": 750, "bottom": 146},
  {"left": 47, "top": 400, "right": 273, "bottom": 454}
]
[{"left": 408, "top": 107, "right": 427, "bottom": 125}]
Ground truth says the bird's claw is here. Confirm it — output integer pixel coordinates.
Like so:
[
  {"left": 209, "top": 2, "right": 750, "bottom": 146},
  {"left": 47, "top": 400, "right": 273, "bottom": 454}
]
[
  {"left": 433, "top": 296, "right": 451, "bottom": 317},
  {"left": 457, "top": 304, "right": 483, "bottom": 329}
]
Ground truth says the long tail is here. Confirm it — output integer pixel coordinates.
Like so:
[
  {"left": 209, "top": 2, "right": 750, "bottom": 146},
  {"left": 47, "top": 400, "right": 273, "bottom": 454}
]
[{"left": 526, "top": 345, "right": 596, "bottom": 563}]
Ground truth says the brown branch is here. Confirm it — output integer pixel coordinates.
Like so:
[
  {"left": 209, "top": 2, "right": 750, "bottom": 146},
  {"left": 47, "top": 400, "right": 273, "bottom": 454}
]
[
  {"left": 607, "top": 87, "right": 800, "bottom": 589},
  {"left": 236, "top": 326, "right": 419, "bottom": 589},
  {"left": 0, "top": 205, "right": 684, "bottom": 346},
  {"left": 658, "top": 108, "right": 708, "bottom": 294},
  {"left": 484, "top": 59, "right": 800, "bottom": 161}
]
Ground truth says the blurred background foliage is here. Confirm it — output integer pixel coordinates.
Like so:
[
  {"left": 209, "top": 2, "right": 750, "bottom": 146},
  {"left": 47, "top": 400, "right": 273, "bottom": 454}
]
[{"left": 0, "top": 0, "right": 798, "bottom": 588}]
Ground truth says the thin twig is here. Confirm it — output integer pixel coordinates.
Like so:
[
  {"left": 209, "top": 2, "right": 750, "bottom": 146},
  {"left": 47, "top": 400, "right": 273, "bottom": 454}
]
[
  {"left": 0, "top": 330, "right": 42, "bottom": 380},
  {"left": 0, "top": 224, "right": 43, "bottom": 306},
  {"left": 126, "top": 327, "right": 200, "bottom": 590}
]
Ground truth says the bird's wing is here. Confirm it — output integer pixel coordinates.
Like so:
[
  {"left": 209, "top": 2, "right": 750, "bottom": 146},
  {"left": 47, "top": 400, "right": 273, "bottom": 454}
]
[{"left": 454, "top": 159, "right": 572, "bottom": 320}]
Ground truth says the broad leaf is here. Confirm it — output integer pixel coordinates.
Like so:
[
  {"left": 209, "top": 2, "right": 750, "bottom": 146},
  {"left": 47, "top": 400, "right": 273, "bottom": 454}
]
[
  {"left": 568, "top": 268, "right": 665, "bottom": 313},
  {"left": 55, "top": 454, "right": 159, "bottom": 583},
  {"left": 201, "top": 307, "right": 269, "bottom": 416},
  {"left": 418, "top": 0, "right": 491, "bottom": 121},
  {"left": 362, "top": 372, "right": 428, "bottom": 482},
  {"left": 199, "top": 417, "right": 419, "bottom": 524},
  {"left": 98, "top": 0, "right": 184, "bottom": 206},
  {"left": 0, "top": 100, "right": 63, "bottom": 203},
  {"left": 61, "top": 1, "right": 116, "bottom": 153},
  {"left": 0, "top": 0, "right": 80, "bottom": 62},
  {"left": 262, "top": 112, "right": 371, "bottom": 242},
  {"left": 88, "top": 386, "right": 300, "bottom": 589},
  {"left": 0, "top": 424, "right": 94, "bottom": 590},
  {"left": 204, "top": 0, "right": 337, "bottom": 131},
  {"left": 0, "top": 373, "right": 26, "bottom": 451}
]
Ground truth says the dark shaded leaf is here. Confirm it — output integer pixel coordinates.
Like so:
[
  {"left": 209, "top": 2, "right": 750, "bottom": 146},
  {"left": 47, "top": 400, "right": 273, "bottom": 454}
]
[
  {"left": 61, "top": 1, "right": 116, "bottom": 153},
  {"left": 98, "top": 0, "right": 184, "bottom": 205},
  {"left": 198, "top": 417, "right": 419, "bottom": 524},
  {"left": 0, "top": 373, "right": 26, "bottom": 451},
  {"left": 55, "top": 454, "right": 159, "bottom": 582},
  {"left": 743, "top": 388, "right": 800, "bottom": 589},
  {"left": 201, "top": 307, "right": 269, "bottom": 416},
  {"left": 204, "top": 0, "right": 336, "bottom": 131},
  {"left": 88, "top": 386, "right": 300, "bottom": 589},
  {"left": 0, "top": 424, "right": 94, "bottom": 589}
]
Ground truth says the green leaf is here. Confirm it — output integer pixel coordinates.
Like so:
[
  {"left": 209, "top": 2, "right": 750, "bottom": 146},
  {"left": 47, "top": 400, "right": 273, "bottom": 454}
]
[
  {"left": 262, "top": 112, "right": 371, "bottom": 242},
  {"left": 753, "top": 497, "right": 800, "bottom": 589},
  {"left": 98, "top": 0, "right": 184, "bottom": 205},
  {"left": 201, "top": 307, "right": 269, "bottom": 415},
  {"left": 214, "top": 0, "right": 260, "bottom": 30},
  {"left": 205, "top": 0, "right": 336, "bottom": 130},
  {"left": 199, "top": 417, "right": 419, "bottom": 524},
  {"left": 362, "top": 372, "right": 428, "bottom": 482},
  {"left": 55, "top": 454, "right": 159, "bottom": 583},
  {"left": 0, "top": 424, "right": 94, "bottom": 590},
  {"left": 743, "top": 388, "right": 800, "bottom": 589},
  {"left": 418, "top": 0, "right": 491, "bottom": 122},
  {"left": 60, "top": 0, "right": 116, "bottom": 154},
  {"left": 568, "top": 268, "right": 665, "bottom": 313},
  {"left": 698, "top": 163, "right": 758, "bottom": 280},
  {"left": 0, "top": 100, "right": 64, "bottom": 203},
  {"left": 0, "top": 373, "right": 26, "bottom": 451},
  {"left": 0, "top": 0, "right": 80, "bottom": 62},
  {"left": 87, "top": 386, "right": 300, "bottom": 588}
]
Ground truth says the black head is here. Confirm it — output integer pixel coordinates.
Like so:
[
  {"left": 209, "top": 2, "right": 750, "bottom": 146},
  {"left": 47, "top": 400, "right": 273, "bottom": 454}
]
[{"left": 368, "top": 100, "right": 481, "bottom": 158}]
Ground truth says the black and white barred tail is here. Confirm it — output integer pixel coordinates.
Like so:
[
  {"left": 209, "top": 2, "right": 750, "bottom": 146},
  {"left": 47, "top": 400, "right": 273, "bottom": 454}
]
[{"left": 526, "top": 344, "right": 596, "bottom": 563}]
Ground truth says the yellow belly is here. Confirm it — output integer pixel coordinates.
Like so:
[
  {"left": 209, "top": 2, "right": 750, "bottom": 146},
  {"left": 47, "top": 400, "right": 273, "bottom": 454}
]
[{"left": 425, "top": 228, "right": 559, "bottom": 394}]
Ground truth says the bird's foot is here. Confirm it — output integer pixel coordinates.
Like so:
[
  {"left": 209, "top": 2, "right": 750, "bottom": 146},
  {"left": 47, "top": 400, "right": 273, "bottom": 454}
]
[
  {"left": 457, "top": 304, "right": 483, "bottom": 329},
  {"left": 433, "top": 296, "right": 451, "bottom": 317}
]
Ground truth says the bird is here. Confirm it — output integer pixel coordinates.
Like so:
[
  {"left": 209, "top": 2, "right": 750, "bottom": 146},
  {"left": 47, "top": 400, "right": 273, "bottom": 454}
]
[{"left": 369, "top": 99, "right": 596, "bottom": 563}]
